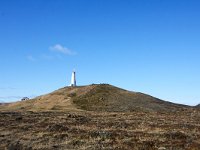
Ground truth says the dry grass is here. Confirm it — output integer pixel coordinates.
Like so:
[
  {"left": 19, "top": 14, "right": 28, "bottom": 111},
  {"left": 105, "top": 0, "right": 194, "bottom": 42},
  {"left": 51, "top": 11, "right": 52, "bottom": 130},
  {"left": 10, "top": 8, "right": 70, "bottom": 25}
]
[
  {"left": 72, "top": 84, "right": 190, "bottom": 112},
  {"left": 0, "top": 85, "right": 95, "bottom": 112},
  {"left": 0, "top": 110, "right": 200, "bottom": 149},
  {"left": 0, "top": 84, "right": 199, "bottom": 149},
  {"left": 0, "top": 84, "right": 190, "bottom": 113}
]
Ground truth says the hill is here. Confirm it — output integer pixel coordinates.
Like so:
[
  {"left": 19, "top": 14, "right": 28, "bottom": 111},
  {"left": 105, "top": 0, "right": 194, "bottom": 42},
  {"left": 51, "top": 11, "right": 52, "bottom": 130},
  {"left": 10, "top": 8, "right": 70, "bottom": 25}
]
[
  {"left": 1, "top": 84, "right": 200, "bottom": 149},
  {"left": 0, "top": 84, "right": 190, "bottom": 112},
  {"left": 195, "top": 104, "right": 200, "bottom": 108},
  {"left": 72, "top": 84, "right": 190, "bottom": 112}
]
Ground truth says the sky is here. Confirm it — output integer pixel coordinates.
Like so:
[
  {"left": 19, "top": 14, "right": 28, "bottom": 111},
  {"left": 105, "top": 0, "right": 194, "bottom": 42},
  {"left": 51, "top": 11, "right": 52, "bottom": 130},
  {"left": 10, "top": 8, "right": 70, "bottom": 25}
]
[{"left": 0, "top": 0, "right": 200, "bottom": 105}]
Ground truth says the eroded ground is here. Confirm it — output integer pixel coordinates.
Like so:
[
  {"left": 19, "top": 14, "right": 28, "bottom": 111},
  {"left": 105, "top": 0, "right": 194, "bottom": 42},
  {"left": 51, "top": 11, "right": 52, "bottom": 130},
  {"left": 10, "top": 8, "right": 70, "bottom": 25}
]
[{"left": 0, "top": 110, "right": 200, "bottom": 150}]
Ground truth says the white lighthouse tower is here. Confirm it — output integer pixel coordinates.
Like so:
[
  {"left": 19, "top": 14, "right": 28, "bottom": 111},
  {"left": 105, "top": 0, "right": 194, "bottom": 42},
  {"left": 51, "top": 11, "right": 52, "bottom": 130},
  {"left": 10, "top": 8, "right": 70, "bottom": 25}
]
[{"left": 70, "top": 71, "right": 76, "bottom": 87}]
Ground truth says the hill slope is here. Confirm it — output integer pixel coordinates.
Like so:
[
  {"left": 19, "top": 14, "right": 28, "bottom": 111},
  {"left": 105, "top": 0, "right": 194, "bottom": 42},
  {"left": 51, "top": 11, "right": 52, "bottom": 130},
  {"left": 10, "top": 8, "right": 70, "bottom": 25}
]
[
  {"left": 195, "top": 104, "right": 200, "bottom": 108},
  {"left": 72, "top": 84, "right": 189, "bottom": 112},
  {"left": 0, "top": 84, "right": 190, "bottom": 112}
]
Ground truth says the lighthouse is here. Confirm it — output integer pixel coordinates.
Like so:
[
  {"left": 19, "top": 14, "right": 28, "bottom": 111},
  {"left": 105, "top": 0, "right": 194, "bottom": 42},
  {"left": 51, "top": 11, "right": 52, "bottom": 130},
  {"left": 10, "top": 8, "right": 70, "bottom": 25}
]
[{"left": 70, "top": 71, "right": 76, "bottom": 87}]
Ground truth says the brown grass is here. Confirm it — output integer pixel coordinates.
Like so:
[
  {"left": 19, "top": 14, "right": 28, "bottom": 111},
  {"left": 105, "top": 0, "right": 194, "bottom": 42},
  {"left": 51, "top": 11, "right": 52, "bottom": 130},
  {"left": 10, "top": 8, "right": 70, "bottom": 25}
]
[
  {"left": 0, "top": 110, "right": 200, "bottom": 149},
  {"left": 0, "top": 85, "right": 95, "bottom": 112},
  {"left": 0, "top": 84, "right": 199, "bottom": 149},
  {"left": 0, "top": 84, "right": 190, "bottom": 113}
]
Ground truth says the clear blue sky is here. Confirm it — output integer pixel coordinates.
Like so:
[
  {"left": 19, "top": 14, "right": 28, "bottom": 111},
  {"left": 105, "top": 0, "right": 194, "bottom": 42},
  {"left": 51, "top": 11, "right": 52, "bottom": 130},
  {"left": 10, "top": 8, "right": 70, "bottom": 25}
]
[{"left": 0, "top": 0, "right": 200, "bottom": 105}]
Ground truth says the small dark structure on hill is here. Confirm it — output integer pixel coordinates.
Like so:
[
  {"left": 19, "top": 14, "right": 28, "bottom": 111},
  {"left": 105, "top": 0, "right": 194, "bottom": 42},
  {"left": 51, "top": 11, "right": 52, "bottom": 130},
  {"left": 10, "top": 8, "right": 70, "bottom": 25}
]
[{"left": 21, "top": 97, "right": 29, "bottom": 101}]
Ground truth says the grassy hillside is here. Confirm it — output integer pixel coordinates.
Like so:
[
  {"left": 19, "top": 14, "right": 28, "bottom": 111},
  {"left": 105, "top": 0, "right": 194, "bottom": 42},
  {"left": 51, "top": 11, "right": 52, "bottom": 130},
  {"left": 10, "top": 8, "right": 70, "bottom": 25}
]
[
  {"left": 195, "top": 104, "right": 200, "bottom": 108},
  {"left": 1, "top": 84, "right": 200, "bottom": 149},
  {"left": 72, "top": 84, "right": 190, "bottom": 112},
  {"left": 0, "top": 84, "right": 191, "bottom": 112},
  {"left": 0, "top": 85, "right": 94, "bottom": 112}
]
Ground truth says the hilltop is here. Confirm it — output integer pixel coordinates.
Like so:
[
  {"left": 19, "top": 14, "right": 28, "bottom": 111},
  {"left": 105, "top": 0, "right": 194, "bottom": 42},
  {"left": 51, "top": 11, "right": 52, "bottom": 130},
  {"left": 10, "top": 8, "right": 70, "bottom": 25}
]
[{"left": 0, "top": 84, "right": 190, "bottom": 112}]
